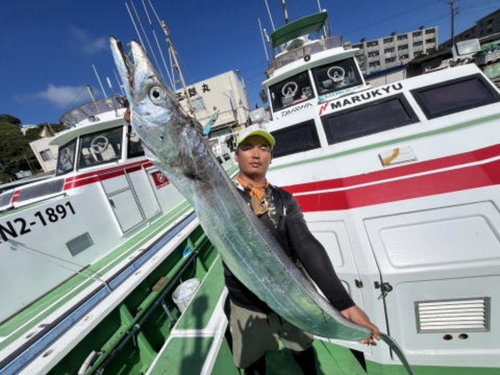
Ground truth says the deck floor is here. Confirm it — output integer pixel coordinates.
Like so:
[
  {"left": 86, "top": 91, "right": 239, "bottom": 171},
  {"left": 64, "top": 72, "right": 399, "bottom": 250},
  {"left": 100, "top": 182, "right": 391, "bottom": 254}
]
[{"left": 266, "top": 341, "right": 366, "bottom": 375}]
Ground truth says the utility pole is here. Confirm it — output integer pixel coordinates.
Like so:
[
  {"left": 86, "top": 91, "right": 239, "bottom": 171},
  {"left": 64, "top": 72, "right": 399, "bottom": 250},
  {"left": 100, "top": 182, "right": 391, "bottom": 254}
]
[{"left": 449, "top": 0, "right": 459, "bottom": 47}]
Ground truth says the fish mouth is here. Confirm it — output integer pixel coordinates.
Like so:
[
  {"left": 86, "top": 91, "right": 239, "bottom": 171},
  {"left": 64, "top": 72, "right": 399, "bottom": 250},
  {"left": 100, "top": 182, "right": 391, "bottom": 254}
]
[
  {"left": 109, "top": 36, "right": 134, "bottom": 99},
  {"left": 110, "top": 36, "right": 155, "bottom": 103}
]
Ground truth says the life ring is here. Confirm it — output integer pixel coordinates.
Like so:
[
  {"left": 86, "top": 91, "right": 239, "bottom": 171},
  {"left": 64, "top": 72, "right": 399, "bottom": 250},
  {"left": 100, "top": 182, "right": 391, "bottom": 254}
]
[{"left": 304, "top": 54, "right": 311, "bottom": 62}]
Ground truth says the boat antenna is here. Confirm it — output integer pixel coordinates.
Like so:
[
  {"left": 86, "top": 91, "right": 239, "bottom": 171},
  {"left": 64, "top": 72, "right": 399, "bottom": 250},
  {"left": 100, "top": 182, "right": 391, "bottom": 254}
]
[
  {"left": 258, "top": 18, "right": 270, "bottom": 61},
  {"left": 264, "top": 0, "right": 276, "bottom": 31},
  {"left": 144, "top": 0, "right": 194, "bottom": 113},
  {"left": 124, "top": 1, "right": 167, "bottom": 84},
  {"left": 316, "top": 0, "right": 330, "bottom": 38},
  {"left": 281, "top": 0, "right": 290, "bottom": 24},
  {"left": 125, "top": 2, "right": 146, "bottom": 47},
  {"left": 92, "top": 64, "right": 108, "bottom": 99},
  {"left": 113, "top": 68, "right": 126, "bottom": 96},
  {"left": 160, "top": 20, "right": 195, "bottom": 113},
  {"left": 141, "top": 0, "right": 175, "bottom": 87},
  {"left": 106, "top": 76, "right": 114, "bottom": 92},
  {"left": 129, "top": 0, "right": 163, "bottom": 74}
]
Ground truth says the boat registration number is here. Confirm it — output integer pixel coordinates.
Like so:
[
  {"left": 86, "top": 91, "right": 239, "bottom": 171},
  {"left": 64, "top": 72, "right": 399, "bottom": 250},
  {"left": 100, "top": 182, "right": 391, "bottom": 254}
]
[{"left": 0, "top": 202, "right": 76, "bottom": 242}]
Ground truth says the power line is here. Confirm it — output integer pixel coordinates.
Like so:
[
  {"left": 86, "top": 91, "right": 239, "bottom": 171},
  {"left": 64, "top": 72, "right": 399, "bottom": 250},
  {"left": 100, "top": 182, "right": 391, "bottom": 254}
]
[{"left": 341, "top": 0, "right": 440, "bottom": 39}]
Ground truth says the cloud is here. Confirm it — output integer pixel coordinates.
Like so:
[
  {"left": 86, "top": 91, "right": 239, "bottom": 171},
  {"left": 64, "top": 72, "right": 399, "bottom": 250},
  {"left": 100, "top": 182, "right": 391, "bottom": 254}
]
[
  {"left": 27, "top": 84, "right": 88, "bottom": 109},
  {"left": 69, "top": 26, "right": 107, "bottom": 55}
]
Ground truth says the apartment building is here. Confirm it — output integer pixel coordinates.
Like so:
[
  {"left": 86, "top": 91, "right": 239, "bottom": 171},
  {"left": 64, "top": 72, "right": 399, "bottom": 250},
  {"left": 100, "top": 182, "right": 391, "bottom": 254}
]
[
  {"left": 351, "top": 27, "right": 439, "bottom": 75},
  {"left": 441, "top": 9, "right": 500, "bottom": 49}
]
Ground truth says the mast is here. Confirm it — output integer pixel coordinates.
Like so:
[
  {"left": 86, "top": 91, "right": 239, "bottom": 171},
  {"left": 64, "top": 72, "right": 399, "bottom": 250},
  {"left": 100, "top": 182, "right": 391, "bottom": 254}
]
[
  {"left": 281, "top": 0, "right": 289, "bottom": 24},
  {"left": 126, "top": 0, "right": 194, "bottom": 113},
  {"left": 258, "top": 18, "right": 270, "bottom": 62},
  {"left": 160, "top": 20, "right": 195, "bottom": 113},
  {"left": 92, "top": 64, "right": 107, "bottom": 99}
]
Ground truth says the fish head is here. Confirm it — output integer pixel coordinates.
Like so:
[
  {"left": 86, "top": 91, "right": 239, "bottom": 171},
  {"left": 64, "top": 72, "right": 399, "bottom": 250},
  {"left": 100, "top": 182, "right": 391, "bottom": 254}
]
[{"left": 110, "top": 36, "right": 200, "bottom": 169}]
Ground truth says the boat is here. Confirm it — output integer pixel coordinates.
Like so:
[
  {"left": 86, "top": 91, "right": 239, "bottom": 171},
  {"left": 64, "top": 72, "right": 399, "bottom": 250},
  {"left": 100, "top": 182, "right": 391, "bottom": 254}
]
[
  {"left": 0, "top": 3, "right": 241, "bottom": 373},
  {"left": 0, "top": 92, "right": 238, "bottom": 374},
  {"left": 134, "top": 8, "right": 500, "bottom": 375},
  {"left": 2, "top": 4, "right": 500, "bottom": 375},
  {"left": 251, "top": 8, "right": 500, "bottom": 375}
]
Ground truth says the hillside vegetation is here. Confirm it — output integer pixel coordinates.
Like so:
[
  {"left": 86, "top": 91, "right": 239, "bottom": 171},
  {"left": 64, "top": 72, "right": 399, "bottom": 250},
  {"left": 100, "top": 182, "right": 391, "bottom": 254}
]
[{"left": 0, "top": 115, "right": 64, "bottom": 183}]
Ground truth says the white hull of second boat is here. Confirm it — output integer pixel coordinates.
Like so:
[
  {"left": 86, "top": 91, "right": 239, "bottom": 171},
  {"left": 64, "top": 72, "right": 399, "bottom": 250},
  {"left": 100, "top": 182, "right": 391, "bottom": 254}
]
[{"left": 264, "top": 64, "right": 500, "bottom": 369}]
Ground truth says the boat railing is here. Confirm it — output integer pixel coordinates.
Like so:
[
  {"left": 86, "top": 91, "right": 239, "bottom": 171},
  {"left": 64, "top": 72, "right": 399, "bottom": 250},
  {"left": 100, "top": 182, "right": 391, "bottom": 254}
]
[
  {"left": 59, "top": 97, "right": 125, "bottom": 127},
  {"left": 269, "top": 35, "right": 343, "bottom": 71}
]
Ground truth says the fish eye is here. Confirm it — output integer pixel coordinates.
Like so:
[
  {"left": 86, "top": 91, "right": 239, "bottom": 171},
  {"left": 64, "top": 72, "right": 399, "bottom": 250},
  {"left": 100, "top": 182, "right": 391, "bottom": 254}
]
[{"left": 149, "top": 85, "right": 165, "bottom": 104}]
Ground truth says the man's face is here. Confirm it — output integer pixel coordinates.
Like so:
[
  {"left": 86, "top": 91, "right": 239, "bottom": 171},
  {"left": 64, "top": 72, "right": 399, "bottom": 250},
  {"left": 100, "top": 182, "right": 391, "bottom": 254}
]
[{"left": 235, "top": 135, "right": 272, "bottom": 181}]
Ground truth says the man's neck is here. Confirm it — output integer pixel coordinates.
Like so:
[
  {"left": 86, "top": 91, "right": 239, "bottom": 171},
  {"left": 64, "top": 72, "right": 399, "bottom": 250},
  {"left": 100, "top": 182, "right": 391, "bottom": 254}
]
[{"left": 238, "top": 173, "right": 267, "bottom": 186}]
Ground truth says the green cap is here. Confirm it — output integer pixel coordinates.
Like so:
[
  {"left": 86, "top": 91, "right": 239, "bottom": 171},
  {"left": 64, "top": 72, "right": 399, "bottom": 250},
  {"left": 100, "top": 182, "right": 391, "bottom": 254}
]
[{"left": 237, "top": 125, "right": 275, "bottom": 148}]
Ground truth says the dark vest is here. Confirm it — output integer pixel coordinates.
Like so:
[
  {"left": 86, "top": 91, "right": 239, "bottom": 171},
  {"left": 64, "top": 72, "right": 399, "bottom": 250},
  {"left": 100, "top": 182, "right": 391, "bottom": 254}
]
[{"left": 222, "top": 185, "right": 293, "bottom": 312}]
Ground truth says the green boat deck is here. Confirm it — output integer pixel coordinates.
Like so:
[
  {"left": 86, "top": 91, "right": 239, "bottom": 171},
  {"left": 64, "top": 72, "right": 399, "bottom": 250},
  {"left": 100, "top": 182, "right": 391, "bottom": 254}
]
[{"left": 146, "top": 258, "right": 499, "bottom": 375}]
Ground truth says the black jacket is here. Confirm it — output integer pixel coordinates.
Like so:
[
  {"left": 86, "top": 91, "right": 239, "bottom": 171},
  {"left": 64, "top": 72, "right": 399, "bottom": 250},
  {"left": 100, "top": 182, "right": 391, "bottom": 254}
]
[{"left": 223, "top": 184, "right": 355, "bottom": 313}]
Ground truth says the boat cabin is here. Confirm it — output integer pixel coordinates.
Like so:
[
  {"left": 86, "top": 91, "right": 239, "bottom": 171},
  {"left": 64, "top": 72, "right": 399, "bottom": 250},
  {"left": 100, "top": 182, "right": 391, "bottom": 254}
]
[
  {"left": 53, "top": 97, "right": 144, "bottom": 176},
  {"left": 263, "top": 12, "right": 368, "bottom": 118}
]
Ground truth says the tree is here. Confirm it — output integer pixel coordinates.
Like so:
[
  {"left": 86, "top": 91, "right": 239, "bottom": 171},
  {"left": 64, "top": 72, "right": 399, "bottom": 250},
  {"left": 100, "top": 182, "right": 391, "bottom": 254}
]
[
  {"left": 0, "top": 120, "right": 57, "bottom": 183},
  {"left": 0, "top": 114, "right": 21, "bottom": 126}
]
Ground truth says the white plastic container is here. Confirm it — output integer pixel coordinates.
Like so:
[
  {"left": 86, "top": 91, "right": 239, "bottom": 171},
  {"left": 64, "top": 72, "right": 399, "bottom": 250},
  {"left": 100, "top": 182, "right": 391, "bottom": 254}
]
[{"left": 172, "top": 278, "right": 200, "bottom": 312}]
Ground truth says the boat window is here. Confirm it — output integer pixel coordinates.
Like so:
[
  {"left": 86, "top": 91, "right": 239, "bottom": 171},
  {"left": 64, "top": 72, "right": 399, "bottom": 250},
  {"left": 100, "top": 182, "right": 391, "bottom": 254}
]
[
  {"left": 271, "top": 120, "right": 320, "bottom": 158},
  {"left": 411, "top": 74, "right": 500, "bottom": 119},
  {"left": 0, "top": 191, "right": 14, "bottom": 208},
  {"left": 312, "top": 58, "right": 363, "bottom": 99},
  {"left": 56, "top": 139, "right": 77, "bottom": 176},
  {"left": 322, "top": 94, "right": 419, "bottom": 144},
  {"left": 17, "top": 179, "right": 65, "bottom": 202},
  {"left": 270, "top": 71, "right": 314, "bottom": 112},
  {"left": 127, "top": 125, "right": 145, "bottom": 158},
  {"left": 78, "top": 127, "right": 122, "bottom": 169}
]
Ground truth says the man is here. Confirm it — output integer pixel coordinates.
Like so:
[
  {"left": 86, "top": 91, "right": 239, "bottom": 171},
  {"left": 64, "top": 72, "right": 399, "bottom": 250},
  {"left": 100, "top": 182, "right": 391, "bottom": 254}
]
[{"left": 223, "top": 124, "right": 380, "bottom": 375}]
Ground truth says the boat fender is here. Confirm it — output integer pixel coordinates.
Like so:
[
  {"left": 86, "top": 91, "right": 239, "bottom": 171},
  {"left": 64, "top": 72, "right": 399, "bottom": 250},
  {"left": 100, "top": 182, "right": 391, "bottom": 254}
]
[{"left": 304, "top": 54, "right": 311, "bottom": 62}]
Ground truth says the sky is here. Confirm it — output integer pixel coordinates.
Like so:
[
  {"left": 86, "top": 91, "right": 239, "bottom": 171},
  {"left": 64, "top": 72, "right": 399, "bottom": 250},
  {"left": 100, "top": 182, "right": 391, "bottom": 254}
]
[{"left": 1, "top": 0, "right": 498, "bottom": 126}]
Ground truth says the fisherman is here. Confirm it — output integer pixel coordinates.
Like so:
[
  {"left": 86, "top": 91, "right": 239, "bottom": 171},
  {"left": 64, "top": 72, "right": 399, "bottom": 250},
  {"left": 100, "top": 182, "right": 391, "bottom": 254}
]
[
  {"left": 122, "top": 98, "right": 144, "bottom": 157},
  {"left": 224, "top": 124, "right": 380, "bottom": 375}
]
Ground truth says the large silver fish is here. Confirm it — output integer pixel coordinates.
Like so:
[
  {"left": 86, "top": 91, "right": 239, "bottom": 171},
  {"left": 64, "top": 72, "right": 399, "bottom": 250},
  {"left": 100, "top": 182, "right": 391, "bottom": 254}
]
[{"left": 109, "top": 37, "right": 414, "bottom": 374}]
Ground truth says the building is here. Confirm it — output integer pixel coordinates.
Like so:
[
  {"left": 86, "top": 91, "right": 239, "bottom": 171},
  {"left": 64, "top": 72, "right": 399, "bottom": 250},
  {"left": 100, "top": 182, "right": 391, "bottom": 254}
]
[
  {"left": 29, "top": 124, "right": 58, "bottom": 173},
  {"left": 440, "top": 9, "right": 500, "bottom": 49},
  {"left": 351, "top": 27, "right": 439, "bottom": 75},
  {"left": 407, "top": 8, "right": 500, "bottom": 87},
  {"left": 175, "top": 70, "right": 251, "bottom": 138},
  {"left": 363, "top": 65, "right": 408, "bottom": 87},
  {"left": 29, "top": 136, "right": 58, "bottom": 173}
]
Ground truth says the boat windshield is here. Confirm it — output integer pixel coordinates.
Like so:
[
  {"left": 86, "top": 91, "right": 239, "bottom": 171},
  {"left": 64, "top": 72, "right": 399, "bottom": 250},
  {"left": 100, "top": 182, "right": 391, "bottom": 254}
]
[
  {"left": 60, "top": 98, "right": 122, "bottom": 126},
  {"left": 78, "top": 127, "right": 123, "bottom": 169},
  {"left": 269, "top": 57, "right": 363, "bottom": 112},
  {"left": 55, "top": 140, "right": 77, "bottom": 175},
  {"left": 55, "top": 126, "right": 124, "bottom": 176},
  {"left": 312, "top": 58, "right": 363, "bottom": 100},
  {"left": 270, "top": 71, "right": 314, "bottom": 111}
]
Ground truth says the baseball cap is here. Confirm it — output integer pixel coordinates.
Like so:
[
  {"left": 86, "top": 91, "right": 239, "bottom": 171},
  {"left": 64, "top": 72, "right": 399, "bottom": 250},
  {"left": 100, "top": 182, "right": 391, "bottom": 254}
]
[{"left": 236, "top": 124, "right": 275, "bottom": 148}]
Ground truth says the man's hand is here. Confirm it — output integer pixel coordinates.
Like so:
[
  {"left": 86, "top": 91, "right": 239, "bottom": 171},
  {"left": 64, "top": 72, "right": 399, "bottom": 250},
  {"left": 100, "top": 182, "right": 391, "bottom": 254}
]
[{"left": 340, "top": 305, "right": 380, "bottom": 345}]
